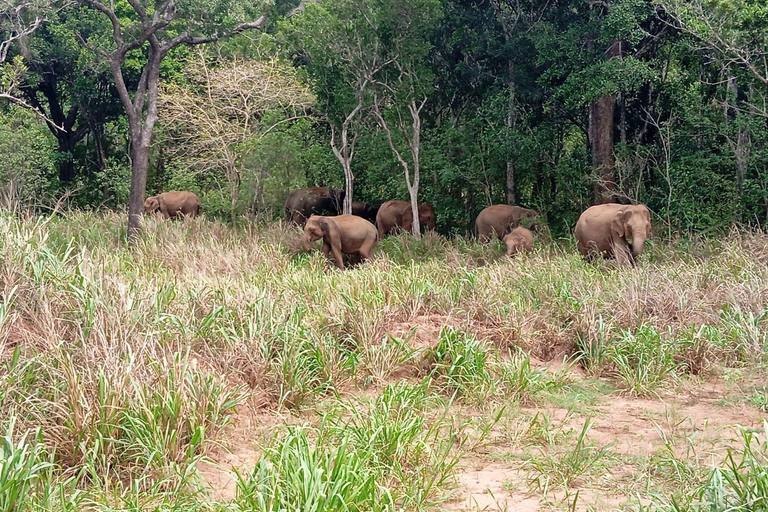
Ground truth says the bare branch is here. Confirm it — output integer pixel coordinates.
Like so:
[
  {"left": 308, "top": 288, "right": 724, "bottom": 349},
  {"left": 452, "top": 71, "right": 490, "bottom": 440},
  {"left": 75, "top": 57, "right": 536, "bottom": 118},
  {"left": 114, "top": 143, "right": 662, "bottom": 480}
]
[{"left": 0, "top": 92, "right": 65, "bottom": 130}]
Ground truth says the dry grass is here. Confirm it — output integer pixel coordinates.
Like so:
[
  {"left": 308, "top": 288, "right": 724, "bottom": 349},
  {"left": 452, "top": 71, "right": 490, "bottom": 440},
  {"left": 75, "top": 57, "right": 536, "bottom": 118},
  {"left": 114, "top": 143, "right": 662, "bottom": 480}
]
[{"left": 0, "top": 210, "right": 766, "bottom": 509}]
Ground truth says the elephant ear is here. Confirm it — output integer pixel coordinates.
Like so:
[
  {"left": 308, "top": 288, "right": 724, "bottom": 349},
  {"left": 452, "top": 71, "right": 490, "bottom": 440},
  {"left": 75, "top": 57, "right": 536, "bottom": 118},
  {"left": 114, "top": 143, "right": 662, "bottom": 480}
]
[
  {"left": 319, "top": 217, "right": 341, "bottom": 241},
  {"left": 611, "top": 209, "right": 632, "bottom": 239}
]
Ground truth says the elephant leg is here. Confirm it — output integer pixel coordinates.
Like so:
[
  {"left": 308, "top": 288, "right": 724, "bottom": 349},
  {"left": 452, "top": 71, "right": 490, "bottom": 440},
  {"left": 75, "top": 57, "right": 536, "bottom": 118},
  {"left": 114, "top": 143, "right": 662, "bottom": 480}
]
[
  {"left": 329, "top": 243, "right": 346, "bottom": 270},
  {"left": 583, "top": 242, "right": 600, "bottom": 263},
  {"left": 359, "top": 239, "right": 376, "bottom": 261}
]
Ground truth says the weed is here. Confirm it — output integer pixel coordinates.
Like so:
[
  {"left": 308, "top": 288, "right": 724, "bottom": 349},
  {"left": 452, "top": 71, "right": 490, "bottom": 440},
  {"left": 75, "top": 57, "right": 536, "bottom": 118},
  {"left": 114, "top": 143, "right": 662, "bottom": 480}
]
[{"left": 526, "top": 418, "right": 610, "bottom": 491}]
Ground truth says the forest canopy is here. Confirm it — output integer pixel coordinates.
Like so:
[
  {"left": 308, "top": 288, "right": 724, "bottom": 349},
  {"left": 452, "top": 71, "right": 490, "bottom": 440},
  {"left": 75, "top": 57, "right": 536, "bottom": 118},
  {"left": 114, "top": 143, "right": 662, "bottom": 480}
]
[{"left": 0, "top": 0, "right": 766, "bottom": 236}]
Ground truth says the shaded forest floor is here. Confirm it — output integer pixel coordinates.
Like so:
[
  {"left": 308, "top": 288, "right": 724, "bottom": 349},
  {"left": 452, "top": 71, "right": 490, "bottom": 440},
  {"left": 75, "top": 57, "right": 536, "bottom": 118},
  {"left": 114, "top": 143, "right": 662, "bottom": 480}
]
[{"left": 0, "top": 211, "right": 767, "bottom": 511}]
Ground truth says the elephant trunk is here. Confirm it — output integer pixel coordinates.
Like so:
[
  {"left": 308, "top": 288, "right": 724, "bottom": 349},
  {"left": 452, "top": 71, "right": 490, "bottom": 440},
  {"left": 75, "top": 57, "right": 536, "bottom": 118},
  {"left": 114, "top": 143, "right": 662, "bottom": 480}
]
[
  {"left": 302, "top": 234, "right": 312, "bottom": 252},
  {"left": 631, "top": 236, "right": 646, "bottom": 257}
]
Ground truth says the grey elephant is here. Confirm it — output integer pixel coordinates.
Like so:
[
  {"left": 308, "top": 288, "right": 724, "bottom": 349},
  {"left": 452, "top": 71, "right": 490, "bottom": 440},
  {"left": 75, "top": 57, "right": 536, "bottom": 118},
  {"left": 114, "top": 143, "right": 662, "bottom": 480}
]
[
  {"left": 574, "top": 203, "right": 652, "bottom": 266},
  {"left": 475, "top": 204, "right": 539, "bottom": 242},
  {"left": 302, "top": 214, "right": 378, "bottom": 270},
  {"left": 285, "top": 187, "right": 346, "bottom": 226},
  {"left": 503, "top": 226, "right": 533, "bottom": 257},
  {"left": 143, "top": 191, "right": 201, "bottom": 219},
  {"left": 375, "top": 200, "right": 436, "bottom": 239}
]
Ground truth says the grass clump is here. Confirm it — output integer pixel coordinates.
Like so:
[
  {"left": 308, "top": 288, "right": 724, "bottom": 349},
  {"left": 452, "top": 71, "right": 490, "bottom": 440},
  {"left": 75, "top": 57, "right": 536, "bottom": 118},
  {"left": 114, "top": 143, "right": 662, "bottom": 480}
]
[
  {"left": 525, "top": 418, "right": 610, "bottom": 492},
  {"left": 426, "top": 326, "right": 495, "bottom": 402},
  {"left": 608, "top": 325, "right": 684, "bottom": 397}
]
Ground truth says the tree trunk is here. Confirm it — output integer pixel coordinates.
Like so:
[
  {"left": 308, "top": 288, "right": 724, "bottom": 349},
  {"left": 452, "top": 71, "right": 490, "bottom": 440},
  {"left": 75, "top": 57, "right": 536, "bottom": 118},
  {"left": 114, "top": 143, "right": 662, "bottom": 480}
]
[
  {"left": 127, "top": 139, "right": 149, "bottom": 239},
  {"left": 58, "top": 136, "right": 76, "bottom": 183},
  {"left": 590, "top": 39, "right": 621, "bottom": 204},
  {"left": 330, "top": 122, "right": 356, "bottom": 216},
  {"left": 343, "top": 157, "right": 353, "bottom": 216},
  {"left": 408, "top": 186, "right": 420, "bottom": 237},
  {"left": 408, "top": 99, "right": 422, "bottom": 238}
]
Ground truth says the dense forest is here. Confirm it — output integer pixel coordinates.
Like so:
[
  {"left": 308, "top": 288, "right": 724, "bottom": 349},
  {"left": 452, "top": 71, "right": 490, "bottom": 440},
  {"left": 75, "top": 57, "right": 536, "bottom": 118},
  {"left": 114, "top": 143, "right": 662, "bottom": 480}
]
[{"left": 0, "top": 0, "right": 766, "bottom": 237}]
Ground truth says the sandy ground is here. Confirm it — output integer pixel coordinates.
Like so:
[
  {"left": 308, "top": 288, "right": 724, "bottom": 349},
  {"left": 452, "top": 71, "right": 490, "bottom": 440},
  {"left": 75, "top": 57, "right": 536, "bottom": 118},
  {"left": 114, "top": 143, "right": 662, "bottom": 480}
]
[{"left": 198, "top": 317, "right": 768, "bottom": 511}]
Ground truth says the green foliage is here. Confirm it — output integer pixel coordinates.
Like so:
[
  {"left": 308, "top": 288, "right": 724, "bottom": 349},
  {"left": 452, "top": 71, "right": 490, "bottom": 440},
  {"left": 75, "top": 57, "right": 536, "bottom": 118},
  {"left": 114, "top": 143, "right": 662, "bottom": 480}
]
[
  {"left": 3, "top": 0, "right": 768, "bottom": 235},
  {"left": 0, "top": 107, "right": 57, "bottom": 211}
]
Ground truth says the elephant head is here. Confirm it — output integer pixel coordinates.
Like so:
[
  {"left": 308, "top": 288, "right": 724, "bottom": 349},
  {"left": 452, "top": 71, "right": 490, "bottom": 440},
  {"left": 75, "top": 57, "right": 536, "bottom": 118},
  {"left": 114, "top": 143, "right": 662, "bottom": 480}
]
[
  {"left": 419, "top": 203, "right": 436, "bottom": 231},
  {"left": 611, "top": 205, "right": 651, "bottom": 259},
  {"left": 517, "top": 208, "right": 540, "bottom": 230},
  {"left": 144, "top": 195, "right": 161, "bottom": 214},
  {"left": 302, "top": 215, "right": 338, "bottom": 252}
]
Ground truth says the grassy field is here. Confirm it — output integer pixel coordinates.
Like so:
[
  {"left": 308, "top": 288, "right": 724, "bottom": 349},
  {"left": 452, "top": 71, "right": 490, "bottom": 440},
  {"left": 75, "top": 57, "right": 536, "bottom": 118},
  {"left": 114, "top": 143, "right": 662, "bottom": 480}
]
[{"left": 0, "top": 210, "right": 767, "bottom": 511}]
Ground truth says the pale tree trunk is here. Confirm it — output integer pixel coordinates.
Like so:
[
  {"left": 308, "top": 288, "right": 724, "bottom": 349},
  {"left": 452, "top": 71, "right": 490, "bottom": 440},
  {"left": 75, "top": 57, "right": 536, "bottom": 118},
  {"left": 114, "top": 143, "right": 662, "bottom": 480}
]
[
  {"left": 330, "top": 95, "right": 364, "bottom": 216},
  {"left": 407, "top": 100, "right": 422, "bottom": 236},
  {"left": 374, "top": 95, "right": 426, "bottom": 238},
  {"left": 590, "top": 39, "right": 621, "bottom": 204},
  {"left": 230, "top": 175, "right": 240, "bottom": 226}
]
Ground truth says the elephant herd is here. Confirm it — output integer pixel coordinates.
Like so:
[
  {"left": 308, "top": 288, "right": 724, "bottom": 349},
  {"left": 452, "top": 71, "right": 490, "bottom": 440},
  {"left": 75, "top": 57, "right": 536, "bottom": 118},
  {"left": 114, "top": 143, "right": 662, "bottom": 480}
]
[{"left": 142, "top": 187, "right": 653, "bottom": 271}]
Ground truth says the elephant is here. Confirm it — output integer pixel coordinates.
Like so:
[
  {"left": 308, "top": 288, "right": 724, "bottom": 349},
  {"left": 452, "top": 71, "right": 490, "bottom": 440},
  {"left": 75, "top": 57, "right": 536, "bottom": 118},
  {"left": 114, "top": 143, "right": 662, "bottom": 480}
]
[
  {"left": 143, "top": 191, "right": 201, "bottom": 219},
  {"left": 574, "top": 203, "right": 652, "bottom": 266},
  {"left": 375, "top": 200, "right": 436, "bottom": 239},
  {"left": 503, "top": 226, "right": 533, "bottom": 257},
  {"left": 475, "top": 204, "right": 539, "bottom": 242},
  {"left": 302, "top": 214, "right": 378, "bottom": 270},
  {"left": 285, "top": 187, "right": 346, "bottom": 226},
  {"left": 351, "top": 201, "right": 380, "bottom": 223}
]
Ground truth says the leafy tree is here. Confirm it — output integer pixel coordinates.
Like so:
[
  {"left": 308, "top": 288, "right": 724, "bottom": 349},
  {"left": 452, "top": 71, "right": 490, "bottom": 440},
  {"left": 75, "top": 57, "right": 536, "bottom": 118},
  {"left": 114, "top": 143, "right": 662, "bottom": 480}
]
[
  {"left": 281, "top": 0, "right": 387, "bottom": 214},
  {"left": 14, "top": 5, "right": 124, "bottom": 184},
  {"left": 160, "top": 50, "right": 313, "bottom": 224},
  {"left": 0, "top": 106, "right": 57, "bottom": 211},
  {"left": 73, "top": 0, "right": 311, "bottom": 239}
]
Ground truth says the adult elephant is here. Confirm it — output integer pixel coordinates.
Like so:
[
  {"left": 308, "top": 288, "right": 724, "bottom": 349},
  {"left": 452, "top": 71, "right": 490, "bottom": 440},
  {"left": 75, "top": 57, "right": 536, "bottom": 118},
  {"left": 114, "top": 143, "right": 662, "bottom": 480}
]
[
  {"left": 475, "top": 204, "right": 539, "bottom": 242},
  {"left": 375, "top": 200, "right": 436, "bottom": 239},
  {"left": 351, "top": 201, "right": 380, "bottom": 223},
  {"left": 574, "top": 203, "right": 652, "bottom": 266},
  {"left": 285, "top": 187, "right": 345, "bottom": 226},
  {"left": 302, "top": 214, "right": 378, "bottom": 270},
  {"left": 143, "top": 191, "right": 201, "bottom": 219}
]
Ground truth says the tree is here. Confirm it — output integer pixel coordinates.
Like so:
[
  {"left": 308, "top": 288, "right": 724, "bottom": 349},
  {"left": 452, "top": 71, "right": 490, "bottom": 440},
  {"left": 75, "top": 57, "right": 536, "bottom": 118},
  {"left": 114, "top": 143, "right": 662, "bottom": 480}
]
[
  {"left": 15, "top": 6, "right": 124, "bottom": 184},
  {"left": 657, "top": 0, "right": 768, "bottom": 91},
  {"left": 490, "top": 0, "right": 552, "bottom": 206},
  {"left": 371, "top": 0, "right": 442, "bottom": 237},
  {"left": 281, "top": 0, "right": 386, "bottom": 215},
  {"left": 160, "top": 51, "right": 313, "bottom": 224},
  {"left": 74, "top": 0, "right": 311, "bottom": 239},
  {"left": 0, "top": 0, "right": 63, "bottom": 119}
]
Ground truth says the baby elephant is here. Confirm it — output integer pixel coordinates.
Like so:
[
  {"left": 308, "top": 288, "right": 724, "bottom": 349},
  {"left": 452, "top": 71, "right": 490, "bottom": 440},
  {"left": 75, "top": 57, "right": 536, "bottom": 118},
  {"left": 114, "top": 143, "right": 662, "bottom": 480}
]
[
  {"left": 503, "top": 226, "right": 533, "bottom": 257},
  {"left": 302, "top": 214, "right": 378, "bottom": 270}
]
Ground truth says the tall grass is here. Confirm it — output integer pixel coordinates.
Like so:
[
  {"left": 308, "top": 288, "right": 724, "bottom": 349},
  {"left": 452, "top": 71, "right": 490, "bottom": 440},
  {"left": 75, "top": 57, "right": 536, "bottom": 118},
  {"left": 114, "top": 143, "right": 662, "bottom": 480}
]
[{"left": 0, "top": 210, "right": 766, "bottom": 506}]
